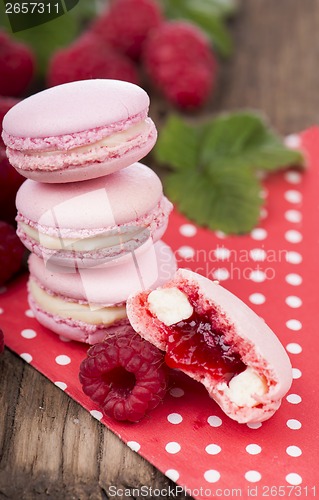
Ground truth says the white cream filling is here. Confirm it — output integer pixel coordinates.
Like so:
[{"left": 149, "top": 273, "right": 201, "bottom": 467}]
[
  {"left": 29, "top": 279, "right": 126, "bottom": 325},
  {"left": 25, "top": 119, "right": 152, "bottom": 157},
  {"left": 148, "top": 287, "right": 194, "bottom": 326},
  {"left": 20, "top": 222, "right": 146, "bottom": 251},
  {"left": 216, "top": 367, "right": 268, "bottom": 407}
]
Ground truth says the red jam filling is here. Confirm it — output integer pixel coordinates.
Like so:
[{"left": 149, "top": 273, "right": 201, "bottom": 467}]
[{"left": 164, "top": 308, "right": 246, "bottom": 381}]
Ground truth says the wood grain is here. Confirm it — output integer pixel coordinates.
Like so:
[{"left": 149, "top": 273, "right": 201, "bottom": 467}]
[{"left": 1, "top": 0, "right": 319, "bottom": 498}]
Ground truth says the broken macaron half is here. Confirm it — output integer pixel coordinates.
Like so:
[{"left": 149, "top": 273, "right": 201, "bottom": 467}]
[{"left": 126, "top": 269, "right": 293, "bottom": 424}]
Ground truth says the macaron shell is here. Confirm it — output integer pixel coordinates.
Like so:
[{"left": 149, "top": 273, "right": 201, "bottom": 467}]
[
  {"left": 28, "top": 240, "right": 177, "bottom": 344},
  {"left": 27, "top": 298, "right": 129, "bottom": 344},
  {"left": 3, "top": 80, "right": 150, "bottom": 138},
  {"left": 126, "top": 268, "right": 293, "bottom": 423},
  {"left": 28, "top": 240, "right": 177, "bottom": 305},
  {"left": 10, "top": 127, "right": 157, "bottom": 183},
  {"left": 16, "top": 163, "right": 163, "bottom": 230}
]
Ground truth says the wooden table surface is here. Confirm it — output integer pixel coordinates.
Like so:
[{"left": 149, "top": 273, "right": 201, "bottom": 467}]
[{"left": 1, "top": 0, "right": 319, "bottom": 498}]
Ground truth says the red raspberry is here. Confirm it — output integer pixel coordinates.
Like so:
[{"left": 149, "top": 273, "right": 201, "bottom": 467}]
[
  {"left": 0, "top": 97, "right": 24, "bottom": 225},
  {"left": 0, "top": 221, "right": 24, "bottom": 286},
  {"left": 79, "top": 326, "right": 168, "bottom": 422},
  {"left": 91, "top": 0, "right": 163, "bottom": 60},
  {"left": 0, "top": 30, "right": 35, "bottom": 97},
  {"left": 47, "top": 33, "right": 139, "bottom": 87},
  {"left": 0, "top": 329, "right": 4, "bottom": 354},
  {"left": 143, "top": 21, "right": 217, "bottom": 109},
  {"left": 0, "top": 96, "right": 20, "bottom": 148}
]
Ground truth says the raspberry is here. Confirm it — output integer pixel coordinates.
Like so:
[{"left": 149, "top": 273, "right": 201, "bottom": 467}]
[
  {"left": 0, "top": 96, "right": 20, "bottom": 148},
  {"left": 0, "top": 329, "right": 4, "bottom": 354},
  {"left": 0, "top": 221, "right": 24, "bottom": 286},
  {"left": 91, "top": 0, "right": 163, "bottom": 60},
  {"left": 143, "top": 21, "right": 217, "bottom": 109},
  {"left": 47, "top": 33, "right": 139, "bottom": 87},
  {"left": 0, "top": 30, "right": 35, "bottom": 97},
  {"left": 0, "top": 97, "right": 23, "bottom": 225},
  {"left": 79, "top": 325, "right": 168, "bottom": 422}
]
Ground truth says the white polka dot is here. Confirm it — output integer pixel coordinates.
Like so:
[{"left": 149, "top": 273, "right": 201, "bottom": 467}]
[
  {"left": 55, "top": 354, "right": 71, "bottom": 365},
  {"left": 286, "top": 394, "right": 302, "bottom": 404},
  {"left": 286, "top": 251, "right": 303, "bottom": 264},
  {"left": 286, "top": 473, "right": 302, "bottom": 485},
  {"left": 286, "top": 296, "right": 302, "bottom": 308},
  {"left": 286, "top": 343, "right": 302, "bottom": 354},
  {"left": 246, "top": 444, "right": 262, "bottom": 455},
  {"left": 287, "top": 419, "right": 302, "bottom": 430},
  {"left": 260, "top": 208, "right": 268, "bottom": 219},
  {"left": 249, "top": 293, "right": 266, "bottom": 305},
  {"left": 0, "top": 286, "right": 7, "bottom": 294},
  {"left": 179, "top": 224, "right": 197, "bottom": 237},
  {"left": 213, "top": 268, "right": 229, "bottom": 281},
  {"left": 285, "top": 209, "right": 302, "bottom": 224},
  {"left": 286, "top": 274, "right": 302, "bottom": 286},
  {"left": 177, "top": 246, "right": 195, "bottom": 259},
  {"left": 245, "top": 471, "right": 262, "bottom": 483},
  {"left": 59, "top": 335, "right": 71, "bottom": 342},
  {"left": 25, "top": 309, "right": 35, "bottom": 318},
  {"left": 249, "top": 270, "right": 266, "bottom": 282},
  {"left": 292, "top": 368, "right": 302, "bottom": 379},
  {"left": 286, "top": 319, "right": 302, "bottom": 331},
  {"left": 285, "top": 171, "right": 302, "bottom": 184},
  {"left": 247, "top": 422, "right": 262, "bottom": 429},
  {"left": 165, "top": 469, "right": 180, "bottom": 482},
  {"left": 205, "top": 444, "right": 222, "bottom": 455},
  {"left": 54, "top": 381, "right": 67, "bottom": 390},
  {"left": 215, "top": 230, "right": 226, "bottom": 238},
  {"left": 284, "top": 134, "right": 301, "bottom": 149},
  {"left": 250, "top": 248, "right": 266, "bottom": 261},
  {"left": 167, "top": 413, "right": 183, "bottom": 424},
  {"left": 127, "top": 441, "right": 141, "bottom": 452},
  {"left": 214, "top": 247, "right": 231, "bottom": 260},
  {"left": 204, "top": 470, "right": 220, "bottom": 483},
  {"left": 286, "top": 446, "right": 302, "bottom": 457},
  {"left": 285, "top": 230, "right": 303, "bottom": 244},
  {"left": 0, "top": 308, "right": 3, "bottom": 314},
  {"left": 251, "top": 228, "right": 267, "bottom": 240},
  {"left": 90, "top": 410, "right": 103, "bottom": 421},
  {"left": 20, "top": 353, "right": 32, "bottom": 363},
  {"left": 207, "top": 416, "right": 222, "bottom": 427},
  {"left": 169, "top": 387, "right": 184, "bottom": 397},
  {"left": 21, "top": 329, "right": 37, "bottom": 339},
  {"left": 285, "top": 190, "right": 302, "bottom": 204},
  {"left": 259, "top": 188, "right": 268, "bottom": 199},
  {"left": 165, "top": 442, "right": 181, "bottom": 454}
]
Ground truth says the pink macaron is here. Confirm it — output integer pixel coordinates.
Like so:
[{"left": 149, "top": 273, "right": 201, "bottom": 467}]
[
  {"left": 28, "top": 240, "right": 177, "bottom": 344},
  {"left": 126, "top": 269, "right": 293, "bottom": 424},
  {"left": 2, "top": 79, "right": 157, "bottom": 183},
  {"left": 16, "top": 162, "right": 173, "bottom": 267}
]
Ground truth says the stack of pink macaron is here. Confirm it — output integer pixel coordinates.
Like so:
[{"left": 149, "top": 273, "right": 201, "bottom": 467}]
[{"left": 2, "top": 79, "right": 177, "bottom": 344}]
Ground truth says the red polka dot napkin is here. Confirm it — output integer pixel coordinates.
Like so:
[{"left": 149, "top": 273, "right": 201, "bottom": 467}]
[{"left": 1, "top": 127, "right": 318, "bottom": 498}]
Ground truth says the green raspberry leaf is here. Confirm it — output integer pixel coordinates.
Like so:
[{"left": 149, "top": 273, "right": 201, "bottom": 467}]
[
  {"left": 201, "top": 111, "right": 304, "bottom": 171},
  {"left": 155, "top": 115, "right": 204, "bottom": 170},
  {"left": 155, "top": 111, "right": 304, "bottom": 234},
  {"left": 164, "top": 165, "right": 263, "bottom": 234}
]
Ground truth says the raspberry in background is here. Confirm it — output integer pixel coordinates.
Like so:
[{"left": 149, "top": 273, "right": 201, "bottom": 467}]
[
  {"left": 0, "top": 31, "right": 35, "bottom": 97},
  {"left": 0, "top": 221, "right": 24, "bottom": 286},
  {"left": 0, "top": 329, "right": 4, "bottom": 354},
  {"left": 143, "top": 21, "right": 217, "bottom": 109},
  {"left": 79, "top": 325, "right": 168, "bottom": 422},
  {"left": 0, "top": 97, "right": 24, "bottom": 225},
  {"left": 91, "top": 0, "right": 163, "bottom": 60},
  {"left": 47, "top": 33, "right": 139, "bottom": 87},
  {"left": 0, "top": 96, "right": 20, "bottom": 148}
]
